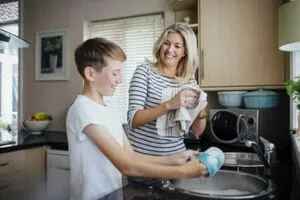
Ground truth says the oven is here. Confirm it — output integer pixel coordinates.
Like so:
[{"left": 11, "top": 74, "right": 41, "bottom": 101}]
[
  {"left": 208, "top": 108, "right": 288, "bottom": 149},
  {"left": 209, "top": 109, "right": 258, "bottom": 146}
]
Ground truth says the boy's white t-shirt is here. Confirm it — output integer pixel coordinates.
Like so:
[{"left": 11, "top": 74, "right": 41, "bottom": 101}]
[{"left": 66, "top": 95, "right": 125, "bottom": 200}]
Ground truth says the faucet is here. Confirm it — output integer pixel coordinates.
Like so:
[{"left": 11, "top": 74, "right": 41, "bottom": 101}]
[
  {"left": 244, "top": 137, "right": 275, "bottom": 168},
  {"left": 236, "top": 114, "right": 275, "bottom": 175},
  {"left": 259, "top": 137, "right": 275, "bottom": 166},
  {"left": 244, "top": 137, "right": 275, "bottom": 178}
]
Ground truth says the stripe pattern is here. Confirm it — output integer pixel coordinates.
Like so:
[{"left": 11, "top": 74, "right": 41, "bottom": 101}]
[{"left": 127, "top": 63, "right": 195, "bottom": 156}]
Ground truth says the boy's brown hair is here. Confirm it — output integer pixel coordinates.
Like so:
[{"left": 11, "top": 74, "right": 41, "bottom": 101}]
[{"left": 75, "top": 37, "right": 126, "bottom": 78}]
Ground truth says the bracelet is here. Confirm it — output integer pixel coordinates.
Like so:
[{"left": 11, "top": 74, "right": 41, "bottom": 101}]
[{"left": 197, "top": 114, "right": 208, "bottom": 120}]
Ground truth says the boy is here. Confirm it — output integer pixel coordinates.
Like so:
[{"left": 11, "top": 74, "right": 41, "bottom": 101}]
[{"left": 66, "top": 38, "right": 224, "bottom": 200}]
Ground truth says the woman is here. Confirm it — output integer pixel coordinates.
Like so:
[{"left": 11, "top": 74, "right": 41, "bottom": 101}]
[{"left": 127, "top": 23, "right": 208, "bottom": 156}]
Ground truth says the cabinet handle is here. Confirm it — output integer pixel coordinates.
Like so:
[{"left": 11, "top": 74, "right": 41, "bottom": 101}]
[
  {"left": 0, "top": 162, "right": 9, "bottom": 167},
  {"left": 56, "top": 167, "right": 70, "bottom": 171},
  {"left": 200, "top": 49, "right": 204, "bottom": 81}
]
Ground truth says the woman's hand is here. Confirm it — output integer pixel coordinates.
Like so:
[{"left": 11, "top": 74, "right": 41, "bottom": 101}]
[
  {"left": 167, "top": 150, "right": 199, "bottom": 165},
  {"left": 165, "top": 89, "right": 199, "bottom": 110},
  {"left": 192, "top": 110, "right": 208, "bottom": 139}
]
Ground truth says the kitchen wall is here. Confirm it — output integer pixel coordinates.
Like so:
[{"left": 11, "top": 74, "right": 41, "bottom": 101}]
[{"left": 22, "top": 0, "right": 175, "bottom": 130}]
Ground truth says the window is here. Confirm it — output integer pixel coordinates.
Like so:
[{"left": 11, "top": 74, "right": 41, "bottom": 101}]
[
  {"left": 291, "top": 52, "right": 300, "bottom": 129},
  {"left": 88, "top": 14, "right": 164, "bottom": 122},
  {"left": 0, "top": 0, "right": 19, "bottom": 138}
]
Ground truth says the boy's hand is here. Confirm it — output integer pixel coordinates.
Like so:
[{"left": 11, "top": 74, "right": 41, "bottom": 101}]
[
  {"left": 197, "top": 147, "right": 224, "bottom": 176},
  {"left": 168, "top": 150, "right": 199, "bottom": 165}
]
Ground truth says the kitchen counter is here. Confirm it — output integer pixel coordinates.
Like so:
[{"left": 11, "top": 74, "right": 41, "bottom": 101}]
[
  {"left": 98, "top": 181, "right": 206, "bottom": 200},
  {"left": 0, "top": 130, "right": 286, "bottom": 200},
  {"left": 0, "top": 129, "right": 68, "bottom": 153},
  {"left": 99, "top": 178, "right": 277, "bottom": 200}
]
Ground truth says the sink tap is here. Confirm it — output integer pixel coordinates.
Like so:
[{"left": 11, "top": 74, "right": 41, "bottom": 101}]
[
  {"left": 244, "top": 140, "right": 257, "bottom": 148},
  {"left": 236, "top": 115, "right": 275, "bottom": 168},
  {"left": 244, "top": 139, "right": 269, "bottom": 168},
  {"left": 259, "top": 136, "right": 275, "bottom": 167},
  {"left": 242, "top": 137, "right": 276, "bottom": 179}
]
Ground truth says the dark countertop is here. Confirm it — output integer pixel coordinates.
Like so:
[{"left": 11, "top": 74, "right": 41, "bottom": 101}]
[
  {"left": 99, "top": 178, "right": 277, "bottom": 200},
  {"left": 0, "top": 129, "right": 68, "bottom": 153},
  {"left": 99, "top": 182, "right": 206, "bottom": 200}
]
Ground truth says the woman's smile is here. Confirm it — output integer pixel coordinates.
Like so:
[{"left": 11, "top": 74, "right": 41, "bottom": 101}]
[{"left": 160, "top": 32, "right": 185, "bottom": 68}]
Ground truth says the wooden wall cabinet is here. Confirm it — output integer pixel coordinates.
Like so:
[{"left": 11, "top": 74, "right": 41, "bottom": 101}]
[
  {"left": 171, "top": 0, "right": 286, "bottom": 90},
  {"left": 199, "top": 0, "right": 285, "bottom": 90}
]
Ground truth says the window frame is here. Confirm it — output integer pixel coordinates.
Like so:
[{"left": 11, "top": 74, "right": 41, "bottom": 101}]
[
  {"left": 290, "top": 52, "right": 300, "bottom": 130},
  {"left": 0, "top": 0, "right": 21, "bottom": 130}
]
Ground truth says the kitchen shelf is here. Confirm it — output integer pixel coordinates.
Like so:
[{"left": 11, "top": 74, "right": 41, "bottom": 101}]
[{"left": 169, "top": 0, "right": 196, "bottom": 11}]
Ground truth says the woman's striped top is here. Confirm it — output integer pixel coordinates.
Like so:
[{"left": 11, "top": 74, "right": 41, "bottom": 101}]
[{"left": 127, "top": 63, "right": 195, "bottom": 156}]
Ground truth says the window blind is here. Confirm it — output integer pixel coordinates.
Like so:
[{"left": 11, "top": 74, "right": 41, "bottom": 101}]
[
  {"left": 0, "top": 0, "right": 18, "bottom": 24},
  {"left": 291, "top": 52, "right": 300, "bottom": 129},
  {"left": 88, "top": 14, "right": 164, "bottom": 122}
]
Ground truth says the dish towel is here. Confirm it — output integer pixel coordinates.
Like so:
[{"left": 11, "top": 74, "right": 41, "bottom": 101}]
[{"left": 156, "top": 85, "right": 207, "bottom": 137}]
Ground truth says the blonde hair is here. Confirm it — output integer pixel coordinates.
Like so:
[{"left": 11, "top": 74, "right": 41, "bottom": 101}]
[{"left": 153, "top": 23, "right": 199, "bottom": 82}]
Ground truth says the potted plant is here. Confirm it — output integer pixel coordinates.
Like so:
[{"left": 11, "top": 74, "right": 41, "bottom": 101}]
[
  {"left": 285, "top": 77, "right": 300, "bottom": 134},
  {"left": 285, "top": 77, "right": 300, "bottom": 109}
]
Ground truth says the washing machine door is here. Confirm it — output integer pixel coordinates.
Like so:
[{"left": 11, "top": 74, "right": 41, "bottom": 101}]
[{"left": 210, "top": 110, "right": 247, "bottom": 144}]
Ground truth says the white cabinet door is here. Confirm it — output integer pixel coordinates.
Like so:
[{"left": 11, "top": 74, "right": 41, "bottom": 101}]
[
  {"left": 47, "top": 167, "right": 70, "bottom": 200},
  {"left": 47, "top": 149, "right": 70, "bottom": 200}
]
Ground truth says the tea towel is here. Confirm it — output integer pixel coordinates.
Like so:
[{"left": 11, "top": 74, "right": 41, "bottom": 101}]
[{"left": 156, "top": 85, "right": 207, "bottom": 137}]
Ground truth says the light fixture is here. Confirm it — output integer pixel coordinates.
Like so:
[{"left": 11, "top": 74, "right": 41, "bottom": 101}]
[
  {"left": 0, "top": 28, "right": 29, "bottom": 50},
  {"left": 279, "top": 0, "right": 300, "bottom": 52}
]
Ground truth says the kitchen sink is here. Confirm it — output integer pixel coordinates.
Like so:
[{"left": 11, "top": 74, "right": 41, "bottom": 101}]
[{"left": 171, "top": 170, "right": 275, "bottom": 200}]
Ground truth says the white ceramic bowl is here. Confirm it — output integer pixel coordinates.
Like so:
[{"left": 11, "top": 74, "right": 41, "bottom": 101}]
[
  {"left": 23, "top": 120, "right": 50, "bottom": 134},
  {"left": 217, "top": 91, "right": 247, "bottom": 107}
]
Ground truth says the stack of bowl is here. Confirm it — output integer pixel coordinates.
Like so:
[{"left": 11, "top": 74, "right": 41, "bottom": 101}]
[
  {"left": 217, "top": 89, "right": 279, "bottom": 109},
  {"left": 243, "top": 89, "right": 279, "bottom": 108},
  {"left": 217, "top": 91, "right": 247, "bottom": 108}
]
